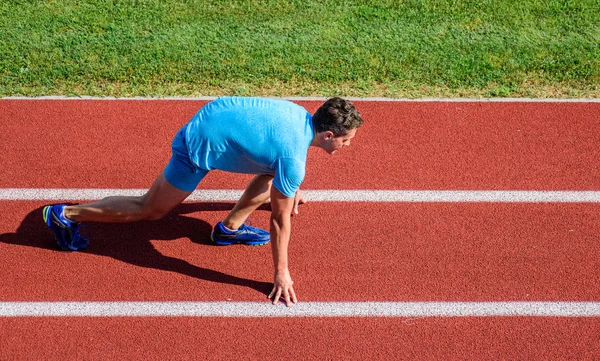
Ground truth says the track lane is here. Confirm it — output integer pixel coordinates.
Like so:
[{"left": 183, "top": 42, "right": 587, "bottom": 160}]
[
  {"left": 1, "top": 317, "right": 598, "bottom": 360},
  {"left": 2, "top": 100, "right": 599, "bottom": 190},
  {"left": 2, "top": 201, "right": 598, "bottom": 302}
]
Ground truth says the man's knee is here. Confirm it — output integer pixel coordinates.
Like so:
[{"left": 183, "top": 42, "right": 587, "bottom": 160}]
[
  {"left": 252, "top": 174, "right": 274, "bottom": 190},
  {"left": 138, "top": 198, "right": 173, "bottom": 221}
]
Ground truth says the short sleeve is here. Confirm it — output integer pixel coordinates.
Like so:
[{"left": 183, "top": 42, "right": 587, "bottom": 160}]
[{"left": 272, "top": 157, "right": 306, "bottom": 198}]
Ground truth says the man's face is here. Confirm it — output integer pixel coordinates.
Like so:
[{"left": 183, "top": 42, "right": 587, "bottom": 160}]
[{"left": 324, "top": 128, "right": 357, "bottom": 154}]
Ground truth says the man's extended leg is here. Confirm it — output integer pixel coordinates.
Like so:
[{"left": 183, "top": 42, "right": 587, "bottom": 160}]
[
  {"left": 43, "top": 123, "right": 205, "bottom": 250},
  {"left": 43, "top": 170, "right": 193, "bottom": 251},
  {"left": 211, "top": 174, "right": 273, "bottom": 246},
  {"left": 64, "top": 171, "right": 192, "bottom": 223}
]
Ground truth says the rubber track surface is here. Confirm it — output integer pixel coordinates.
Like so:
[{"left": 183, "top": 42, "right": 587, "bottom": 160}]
[{"left": 1, "top": 99, "right": 599, "bottom": 359}]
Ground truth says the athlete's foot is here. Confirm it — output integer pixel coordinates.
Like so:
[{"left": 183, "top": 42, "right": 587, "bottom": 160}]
[
  {"left": 43, "top": 204, "right": 89, "bottom": 251},
  {"left": 210, "top": 220, "right": 270, "bottom": 246}
]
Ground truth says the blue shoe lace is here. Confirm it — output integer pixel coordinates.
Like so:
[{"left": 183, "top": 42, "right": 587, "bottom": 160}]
[{"left": 238, "top": 220, "right": 269, "bottom": 235}]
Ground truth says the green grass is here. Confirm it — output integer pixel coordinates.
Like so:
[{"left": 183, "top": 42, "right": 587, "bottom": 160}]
[{"left": 1, "top": 0, "right": 599, "bottom": 97}]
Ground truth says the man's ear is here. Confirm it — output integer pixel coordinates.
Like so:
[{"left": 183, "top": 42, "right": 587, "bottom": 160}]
[{"left": 324, "top": 131, "right": 334, "bottom": 140}]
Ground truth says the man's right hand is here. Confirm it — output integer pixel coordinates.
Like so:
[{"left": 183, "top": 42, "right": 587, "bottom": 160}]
[
  {"left": 268, "top": 268, "right": 297, "bottom": 307},
  {"left": 292, "top": 189, "right": 306, "bottom": 216}
]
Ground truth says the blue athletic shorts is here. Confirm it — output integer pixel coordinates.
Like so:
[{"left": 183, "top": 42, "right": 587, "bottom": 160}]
[{"left": 164, "top": 125, "right": 209, "bottom": 192}]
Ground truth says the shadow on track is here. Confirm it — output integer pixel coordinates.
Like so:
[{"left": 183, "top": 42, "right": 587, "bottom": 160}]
[{"left": 0, "top": 202, "right": 272, "bottom": 296}]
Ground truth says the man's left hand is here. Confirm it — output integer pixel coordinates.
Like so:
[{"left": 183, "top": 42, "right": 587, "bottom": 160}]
[{"left": 268, "top": 268, "right": 297, "bottom": 307}]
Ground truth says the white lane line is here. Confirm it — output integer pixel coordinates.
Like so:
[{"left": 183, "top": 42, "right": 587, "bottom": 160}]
[
  {"left": 1, "top": 188, "right": 600, "bottom": 203},
  {"left": 1, "top": 301, "right": 599, "bottom": 317},
  {"left": 2, "top": 96, "right": 600, "bottom": 102}
]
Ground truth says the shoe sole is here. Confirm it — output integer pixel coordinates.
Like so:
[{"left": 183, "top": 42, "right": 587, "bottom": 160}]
[
  {"left": 210, "top": 233, "right": 269, "bottom": 247},
  {"left": 42, "top": 206, "right": 51, "bottom": 225}
]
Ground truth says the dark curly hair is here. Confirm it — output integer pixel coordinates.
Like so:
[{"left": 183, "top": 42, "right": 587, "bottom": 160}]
[{"left": 312, "top": 97, "right": 363, "bottom": 136}]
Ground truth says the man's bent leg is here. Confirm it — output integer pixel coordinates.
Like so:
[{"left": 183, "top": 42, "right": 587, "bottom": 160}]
[
  {"left": 222, "top": 174, "right": 273, "bottom": 230},
  {"left": 63, "top": 171, "right": 192, "bottom": 223}
]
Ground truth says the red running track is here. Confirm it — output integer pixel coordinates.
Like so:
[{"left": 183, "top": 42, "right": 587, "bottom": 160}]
[
  {"left": 1, "top": 201, "right": 599, "bottom": 302},
  {"left": 1, "top": 317, "right": 599, "bottom": 360},
  {"left": 1, "top": 99, "right": 600, "bottom": 359},
  {"left": 1, "top": 100, "right": 599, "bottom": 189}
]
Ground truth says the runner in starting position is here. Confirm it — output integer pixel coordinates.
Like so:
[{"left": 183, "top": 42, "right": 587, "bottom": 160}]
[{"left": 43, "top": 96, "right": 363, "bottom": 306}]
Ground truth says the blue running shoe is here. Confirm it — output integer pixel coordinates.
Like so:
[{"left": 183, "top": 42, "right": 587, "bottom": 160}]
[
  {"left": 42, "top": 204, "right": 89, "bottom": 251},
  {"left": 211, "top": 220, "right": 270, "bottom": 246}
]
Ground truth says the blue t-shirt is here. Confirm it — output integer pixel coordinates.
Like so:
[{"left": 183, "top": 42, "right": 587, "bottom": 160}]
[{"left": 185, "top": 97, "right": 314, "bottom": 198}]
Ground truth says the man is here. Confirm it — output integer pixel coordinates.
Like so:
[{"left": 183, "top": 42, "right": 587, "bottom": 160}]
[{"left": 42, "top": 96, "right": 363, "bottom": 306}]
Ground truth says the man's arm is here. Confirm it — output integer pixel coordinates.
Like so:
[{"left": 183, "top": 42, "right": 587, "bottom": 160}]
[{"left": 268, "top": 186, "right": 298, "bottom": 307}]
